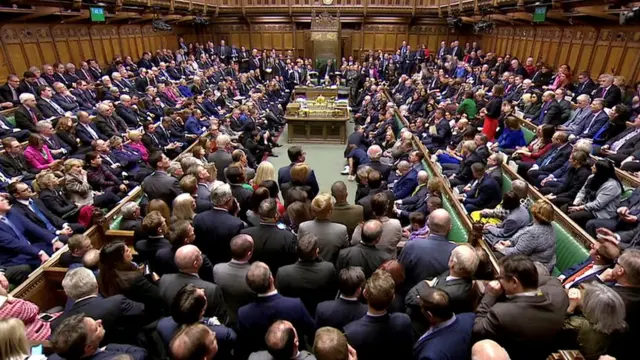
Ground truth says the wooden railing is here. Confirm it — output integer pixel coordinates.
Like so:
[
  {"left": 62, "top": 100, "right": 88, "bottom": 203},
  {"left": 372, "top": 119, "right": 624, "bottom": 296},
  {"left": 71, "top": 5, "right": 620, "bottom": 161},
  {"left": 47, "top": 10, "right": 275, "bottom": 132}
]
[{"left": 10, "top": 133, "right": 204, "bottom": 309}]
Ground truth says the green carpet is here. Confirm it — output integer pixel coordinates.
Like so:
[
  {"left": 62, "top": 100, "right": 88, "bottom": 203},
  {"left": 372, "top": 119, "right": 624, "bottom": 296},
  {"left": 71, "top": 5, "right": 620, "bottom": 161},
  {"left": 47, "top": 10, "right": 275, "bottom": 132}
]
[{"left": 267, "top": 122, "right": 358, "bottom": 201}]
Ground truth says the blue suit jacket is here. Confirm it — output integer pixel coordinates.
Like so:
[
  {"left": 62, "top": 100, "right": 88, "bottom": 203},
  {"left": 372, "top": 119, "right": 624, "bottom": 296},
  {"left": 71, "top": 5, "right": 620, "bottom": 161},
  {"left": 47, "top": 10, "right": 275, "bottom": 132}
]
[
  {"left": 185, "top": 116, "right": 205, "bottom": 136},
  {"left": 393, "top": 168, "right": 418, "bottom": 199},
  {"left": 413, "top": 313, "right": 475, "bottom": 360},
  {"left": 76, "top": 123, "right": 108, "bottom": 146},
  {"left": 0, "top": 210, "right": 57, "bottom": 267},
  {"left": 237, "top": 294, "right": 316, "bottom": 359},
  {"left": 560, "top": 258, "right": 608, "bottom": 288},
  {"left": 398, "top": 234, "right": 457, "bottom": 292},
  {"left": 315, "top": 297, "right": 368, "bottom": 331},
  {"left": 112, "top": 146, "right": 142, "bottom": 173},
  {"left": 278, "top": 163, "right": 320, "bottom": 198},
  {"left": 157, "top": 317, "right": 236, "bottom": 359},
  {"left": 344, "top": 313, "right": 414, "bottom": 360}
]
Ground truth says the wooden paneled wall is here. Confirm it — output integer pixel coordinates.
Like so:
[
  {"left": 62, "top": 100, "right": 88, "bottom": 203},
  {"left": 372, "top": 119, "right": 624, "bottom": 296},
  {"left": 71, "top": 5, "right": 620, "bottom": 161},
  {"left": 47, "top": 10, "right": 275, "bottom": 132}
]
[
  {"left": 482, "top": 26, "right": 640, "bottom": 84},
  {"left": 207, "top": 23, "right": 472, "bottom": 60},
  {"left": 0, "top": 24, "right": 189, "bottom": 80}
]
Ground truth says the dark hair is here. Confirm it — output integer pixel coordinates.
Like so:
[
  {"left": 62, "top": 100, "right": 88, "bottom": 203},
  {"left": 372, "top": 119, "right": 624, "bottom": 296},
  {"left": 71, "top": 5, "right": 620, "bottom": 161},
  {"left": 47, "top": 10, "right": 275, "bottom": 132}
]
[
  {"left": 297, "top": 233, "right": 319, "bottom": 261},
  {"left": 226, "top": 165, "right": 244, "bottom": 184},
  {"left": 287, "top": 146, "right": 304, "bottom": 162},
  {"left": 371, "top": 193, "right": 389, "bottom": 217},
  {"left": 28, "top": 133, "right": 43, "bottom": 147},
  {"left": 471, "top": 162, "right": 485, "bottom": 174},
  {"left": 501, "top": 191, "right": 520, "bottom": 211},
  {"left": 586, "top": 160, "right": 622, "bottom": 198},
  {"left": 148, "top": 151, "right": 164, "bottom": 169},
  {"left": 260, "top": 180, "right": 280, "bottom": 198},
  {"left": 97, "top": 241, "right": 138, "bottom": 297},
  {"left": 284, "top": 188, "right": 308, "bottom": 208},
  {"left": 409, "top": 212, "right": 426, "bottom": 227},
  {"left": 572, "top": 150, "right": 588, "bottom": 165},
  {"left": 540, "top": 125, "right": 555, "bottom": 144},
  {"left": 50, "top": 314, "right": 89, "bottom": 360},
  {"left": 172, "top": 284, "right": 207, "bottom": 324},
  {"left": 500, "top": 255, "right": 538, "bottom": 290},
  {"left": 169, "top": 220, "right": 192, "bottom": 248},
  {"left": 338, "top": 267, "right": 365, "bottom": 297},
  {"left": 419, "top": 287, "right": 453, "bottom": 320},
  {"left": 367, "top": 170, "right": 382, "bottom": 190},
  {"left": 85, "top": 151, "right": 100, "bottom": 165},
  {"left": 250, "top": 187, "right": 270, "bottom": 212}
]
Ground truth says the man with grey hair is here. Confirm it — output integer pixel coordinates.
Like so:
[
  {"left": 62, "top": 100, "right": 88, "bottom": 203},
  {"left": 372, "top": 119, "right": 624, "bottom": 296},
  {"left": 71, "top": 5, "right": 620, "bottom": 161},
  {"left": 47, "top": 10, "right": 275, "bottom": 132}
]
[
  {"left": 51, "top": 267, "right": 145, "bottom": 344},
  {"left": 337, "top": 219, "right": 391, "bottom": 278},
  {"left": 167, "top": 161, "right": 184, "bottom": 179},
  {"left": 366, "top": 145, "right": 391, "bottom": 180},
  {"left": 241, "top": 198, "right": 297, "bottom": 275},
  {"left": 194, "top": 182, "right": 245, "bottom": 265},
  {"left": 558, "top": 94, "right": 592, "bottom": 135},
  {"left": 594, "top": 73, "right": 622, "bottom": 108},
  {"left": 15, "top": 92, "right": 42, "bottom": 133},
  {"left": 119, "top": 201, "right": 142, "bottom": 232},
  {"left": 158, "top": 244, "right": 227, "bottom": 321},
  {"left": 209, "top": 134, "right": 233, "bottom": 181},
  {"left": 395, "top": 170, "right": 429, "bottom": 216},
  {"left": 36, "top": 119, "right": 69, "bottom": 159},
  {"left": 276, "top": 233, "right": 337, "bottom": 315},
  {"left": 95, "top": 101, "right": 126, "bottom": 138},
  {"left": 577, "top": 98, "right": 609, "bottom": 140}
]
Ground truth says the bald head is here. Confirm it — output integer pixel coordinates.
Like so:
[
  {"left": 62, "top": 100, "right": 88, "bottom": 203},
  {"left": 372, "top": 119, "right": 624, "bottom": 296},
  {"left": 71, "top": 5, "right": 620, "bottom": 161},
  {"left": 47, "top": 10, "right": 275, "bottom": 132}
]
[
  {"left": 417, "top": 170, "right": 428, "bottom": 185},
  {"left": 361, "top": 219, "right": 383, "bottom": 245},
  {"left": 428, "top": 209, "right": 451, "bottom": 236},
  {"left": 264, "top": 320, "right": 298, "bottom": 359},
  {"left": 230, "top": 234, "right": 254, "bottom": 261},
  {"left": 174, "top": 245, "right": 202, "bottom": 271},
  {"left": 246, "top": 261, "right": 273, "bottom": 294},
  {"left": 471, "top": 340, "right": 510, "bottom": 360}
]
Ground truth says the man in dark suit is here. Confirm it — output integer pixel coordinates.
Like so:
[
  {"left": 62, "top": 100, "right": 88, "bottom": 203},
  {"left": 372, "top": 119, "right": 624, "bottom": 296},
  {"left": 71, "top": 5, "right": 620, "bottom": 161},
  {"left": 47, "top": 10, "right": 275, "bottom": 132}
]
[
  {"left": 157, "top": 244, "right": 227, "bottom": 321},
  {"left": 51, "top": 267, "right": 146, "bottom": 345},
  {"left": 460, "top": 163, "right": 502, "bottom": 213},
  {"left": 8, "top": 182, "right": 83, "bottom": 236},
  {"left": 315, "top": 267, "right": 367, "bottom": 331},
  {"left": 319, "top": 59, "right": 336, "bottom": 81},
  {"left": 193, "top": 183, "right": 246, "bottom": 265},
  {"left": 364, "top": 145, "right": 391, "bottom": 181},
  {"left": 213, "top": 234, "right": 256, "bottom": 326},
  {"left": 0, "top": 137, "right": 38, "bottom": 180},
  {"left": 412, "top": 288, "right": 475, "bottom": 360},
  {"left": 17, "top": 72, "right": 40, "bottom": 97},
  {"left": 37, "top": 119, "right": 70, "bottom": 159},
  {"left": 276, "top": 233, "right": 337, "bottom": 316},
  {"left": 0, "top": 114, "right": 29, "bottom": 142},
  {"left": 277, "top": 145, "right": 320, "bottom": 197},
  {"left": 577, "top": 98, "right": 609, "bottom": 140},
  {"left": 534, "top": 90, "right": 563, "bottom": 126},
  {"left": 134, "top": 211, "right": 171, "bottom": 271},
  {"left": 37, "top": 85, "right": 66, "bottom": 119},
  {"left": 558, "top": 237, "right": 617, "bottom": 289},
  {"left": 208, "top": 136, "right": 234, "bottom": 182},
  {"left": 141, "top": 152, "right": 182, "bottom": 207},
  {"left": 357, "top": 170, "right": 395, "bottom": 220},
  {"left": 423, "top": 109, "right": 452, "bottom": 153},
  {"left": 75, "top": 111, "right": 108, "bottom": 147},
  {"left": 240, "top": 198, "right": 297, "bottom": 275},
  {"left": 0, "top": 74, "right": 21, "bottom": 107},
  {"left": 473, "top": 255, "right": 568, "bottom": 360},
  {"left": 14, "top": 93, "right": 43, "bottom": 133},
  {"left": 520, "top": 131, "right": 572, "bottom": 186},
  {"left": 329, "top": 181, "right": 364, "bottom": 239},
  {"left": 237, "top": 262, "right": 316, "bottom": 359},
  {"left": 596, "top": 114, "right": 640, "bottom": 166},
  {"left": 399, "top": 209, "right": 457, "bottom": 291},
  {"left": 336, "top": 219, "right": 391, "bottom": 279},
  {"left": 571, "top": 72, "right": 597, "bottom": 102},
  {"left": 593, "top": 74, "right": 622, "bottom": 108},
  {"left": 58, "top": 234, "right": 93, "bottom": 268},
  {"left": 344, "top": 270, "right": 413, "bottom": 360}
]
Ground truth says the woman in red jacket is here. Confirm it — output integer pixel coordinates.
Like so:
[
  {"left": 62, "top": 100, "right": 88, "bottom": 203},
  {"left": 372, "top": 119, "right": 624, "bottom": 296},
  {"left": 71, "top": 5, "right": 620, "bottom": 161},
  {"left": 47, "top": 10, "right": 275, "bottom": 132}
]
[{"left": 482, "top": 85, "right": 504, "bottom": 142}]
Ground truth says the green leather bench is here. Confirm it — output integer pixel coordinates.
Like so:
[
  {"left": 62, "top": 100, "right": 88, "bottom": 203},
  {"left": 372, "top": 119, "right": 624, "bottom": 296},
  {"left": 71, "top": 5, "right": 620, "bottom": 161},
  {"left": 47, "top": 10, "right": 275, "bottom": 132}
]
[
  {"left": 6, "top": 115, "right": 16, "bottom": 127},
  {"left": 109, "top": 195, "right": 144, "bottom": 230},
  {"left": 500, "top": 170, "right": 589, "bottom": 275},
  {"left": 522, "top": 127, "right": 536, "bottom": 144}
]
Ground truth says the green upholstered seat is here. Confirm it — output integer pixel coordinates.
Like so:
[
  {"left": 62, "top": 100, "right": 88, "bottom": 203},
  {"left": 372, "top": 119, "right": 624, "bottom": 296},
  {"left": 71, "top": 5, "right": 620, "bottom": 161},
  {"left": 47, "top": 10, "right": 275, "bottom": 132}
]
[
  {"left": 522, "top": 127, "right": 536, "bottom": 144},
  {"left": 442, "top": 196, "right": 469, "bottom": 243},
  {"left": 6, "top": 115, "right": 16, "bottom": 127},
  {"left": 552, "top": 222, "right": 590, "bottom": 275},
  {"left": 622, "top": 188, "right": 634, "bottom": 201},
  {"left": 109, "top": 196, "right": 144, "bottom": 230},
  {"left": 501, "top": 173, "right": 513, "bottom": 194}
]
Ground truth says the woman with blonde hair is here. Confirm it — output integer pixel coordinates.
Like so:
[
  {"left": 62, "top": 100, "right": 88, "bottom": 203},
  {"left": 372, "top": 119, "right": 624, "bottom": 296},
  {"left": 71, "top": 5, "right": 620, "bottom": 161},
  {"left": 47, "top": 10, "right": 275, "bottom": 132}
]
[
  {"left": 298, "top": 193, "right": 348, "bottom": 264},
  {"left": 172, "top": 193, "right": 196, "bottom": 223},
  {"left": 127, "top": 130, "right": 149, "bottom": 162},
  {"left": 147, "top": 199, "right": 171, "bottom": 227},
  {"left": 203, "top": 162, "right": 224, "bottom": 190},
  {"left": 280, "top": 163, "right": 315, "bottom": 203},
  {"left": 63, "top": 158, "right": 120, "bottom": 210},
  {"left": 0, "top": 318, "right": 46, "bottom": 360},
  {"left": 252, "top": 161, "right": 276, "bottom": 190}
]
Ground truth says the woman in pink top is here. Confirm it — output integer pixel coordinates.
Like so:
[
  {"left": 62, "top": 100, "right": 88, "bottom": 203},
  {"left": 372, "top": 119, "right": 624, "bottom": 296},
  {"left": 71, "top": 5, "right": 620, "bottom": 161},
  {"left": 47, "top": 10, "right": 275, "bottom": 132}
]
[
  {"left": 23, "top": 134, "right": 57, "bottom": 171},
  {"left": 127, "top": 130, "right": 149, "bottom": 162}
]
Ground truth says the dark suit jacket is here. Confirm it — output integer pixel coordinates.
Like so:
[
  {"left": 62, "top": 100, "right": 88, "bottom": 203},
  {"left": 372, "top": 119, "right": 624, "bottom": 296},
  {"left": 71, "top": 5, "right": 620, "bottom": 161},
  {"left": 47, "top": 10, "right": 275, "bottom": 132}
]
[
  {"left": 345, "top": 313, "right": 414, "bottom": 360},
  {"left": 157, "top": 272, "right": 227, "bottom": 321},
  {"left": 315, "top": 297, "right": 367, "bottom": 331},
  {"left": 156, "top": 317, "right": 236, "bottom": 360},
  {"left": 472, "top": 276, "right": 569, "bottom": 360},
  {"left": 336, "top": 243, "right": 392, "bottom": 279},
  {"left": 0, "top": 153, "right": 37, "bottom": 179},
  {"left": 559, "top": 259, "right": 609, "bottom": 288},
  {"left": 0, "top": 211, "right": 57, "bottom": 267},
  {"left": 76, "top": 122, "right": 108, "bottom": 146},
  {"left": 14, "top": 105, "right": 43, "bottom": 132},
  {"left": 240, "top": 223, "right": 297, "bottom": 275},
  {"left": 39, "top": 188, "right": 77, "bottom": 218},
  {"left": 413, "top": 313, "right": 475, "bottom": 360},
  {"left": 193, "top": 208, "right": 245, "bottom": 265},
  {"left": 278, "top": 163, "right": 320, "bottom": 199},
  {"left": 367, "top": 160, "right": 392, "bottom": 181},
  {"left": 593, "top": 85, "right": 622, "bottom": 108},
  {"left": 406, "top": 271, "right": 475, "bottom": 315},
  {"left": 237, "top": 294, "right": 316, "bottom": 359},
  {"left": 357, "top": 187, "right": 396, "bottom": 220},
  {"left": 398, "top": 234, "right": 457, "bottom": 291},
  {"left": 454, "top": 152, "right": 484, "bottom": 184},
  {"left": 134, "top": 236, "right": 171, "bottom": 272},
  {"left": 276, "top": 260, "right": 337, "bottom": 316},
  {"left": 572, "top": 79, "right": 597, "bottom": 102},
  {"left": 37, "top": 98, "right": 64, "bottom": 118},
  {"left": 463, "top": 175, "right": 502, "bottom": 210},
  {"left": 610, "top": 285, "right": 640, "bottom": 360},
  {"left": 540, "top": 100, "right": 563, "bottom": 126},
  {"left": 155, "top": 246, "right": 215, "bottom": 283},
  {"left": 141, "top": 171, "right": 182, "bottom": 208},
  {"left": 424, "top": 120, "right": 452, "bottom": 151},
  {"left": 536, "top": 144, "right": 572, "bottom": 173},
  {"left": 51, "top": 295, "right": 145, "bottom": 345},
  {"left": 11, "top": 199, "right": 67, "bottom": 231},
  {"left": 0, "top": 83, "right": 19, "bottom": 106},
  {"left": 606, "top": 127, "right": 640, "bottom": 156},
  {"left": 48, "top": 344, "right": 147, "bottom": 360}
]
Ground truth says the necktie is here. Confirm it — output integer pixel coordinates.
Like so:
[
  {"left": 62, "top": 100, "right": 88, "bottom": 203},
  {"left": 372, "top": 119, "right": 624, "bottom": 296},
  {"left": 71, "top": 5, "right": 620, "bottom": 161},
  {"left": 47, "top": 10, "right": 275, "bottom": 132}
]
[
  {"left": 10, "top": 87, "right": 17, "bottom": 101},
  {"left": 537, "top": 102, "right": 548, "bottom": 124},
  {"left": 542, "top": 148, "right": 558, "bottom": 167},
  {"left": 563, "top": 263, "right": 594, "bottom": 287},
  {"left": 612, "top": 129, "right": 640, "bottom": 152},
  {"left": 0, "top": 216, "right": 31, "bottom": 245},
  {"left": 29, "top": 201, "right": 56, "bottom": 232},
  {"left": 48, "top": 99, "right": 64, "bottom": 115},
  {"left": 583, "top": 113, "right": 599, "bottom": 135},
  {"left": 84, "top": 124, "right": 98, "bottom": 140},
  {"left": 29, "top": 109, "right": 38, "bottom": 124},
  {"left": 602, "top": 87, "right": 608, "bottom": 98}
]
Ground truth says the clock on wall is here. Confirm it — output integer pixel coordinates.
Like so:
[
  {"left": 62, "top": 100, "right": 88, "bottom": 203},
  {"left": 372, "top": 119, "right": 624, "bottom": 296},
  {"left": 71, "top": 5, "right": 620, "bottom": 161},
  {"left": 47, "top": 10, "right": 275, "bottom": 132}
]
[{"left": 322, "top": 0, "right": 334, "bottom": 5}]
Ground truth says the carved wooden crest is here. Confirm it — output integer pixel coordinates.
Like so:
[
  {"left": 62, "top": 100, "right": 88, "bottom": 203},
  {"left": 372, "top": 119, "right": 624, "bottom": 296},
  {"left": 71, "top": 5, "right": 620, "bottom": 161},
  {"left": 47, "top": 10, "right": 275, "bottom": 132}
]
[{"left": 311, "top": 10, "right": 340, "bottom": 31}]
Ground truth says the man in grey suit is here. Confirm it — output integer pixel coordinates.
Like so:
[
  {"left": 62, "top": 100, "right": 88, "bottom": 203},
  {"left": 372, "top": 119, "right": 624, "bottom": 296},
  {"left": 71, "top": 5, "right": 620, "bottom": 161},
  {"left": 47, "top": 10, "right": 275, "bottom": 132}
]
[
  {"left": 142, "top": 151, "right": 182, "bottom": 207},
  {"left": 276, "top": 233, "right": 337, "bottom": 316},
  {"left": 158, "top": 245, "right": 227, "bottom": 323},
  {"left": 298, "top": 193, "right": 349, "bottom": 265},
  {"left": 208, "top": 134, "right": 234, "bottom": 181},
  {"left": 329, "top": 181, "right": 363, "bottom": 239},
  {"left": 213, "top": 234, "right": 256, "bottom": 326}
]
